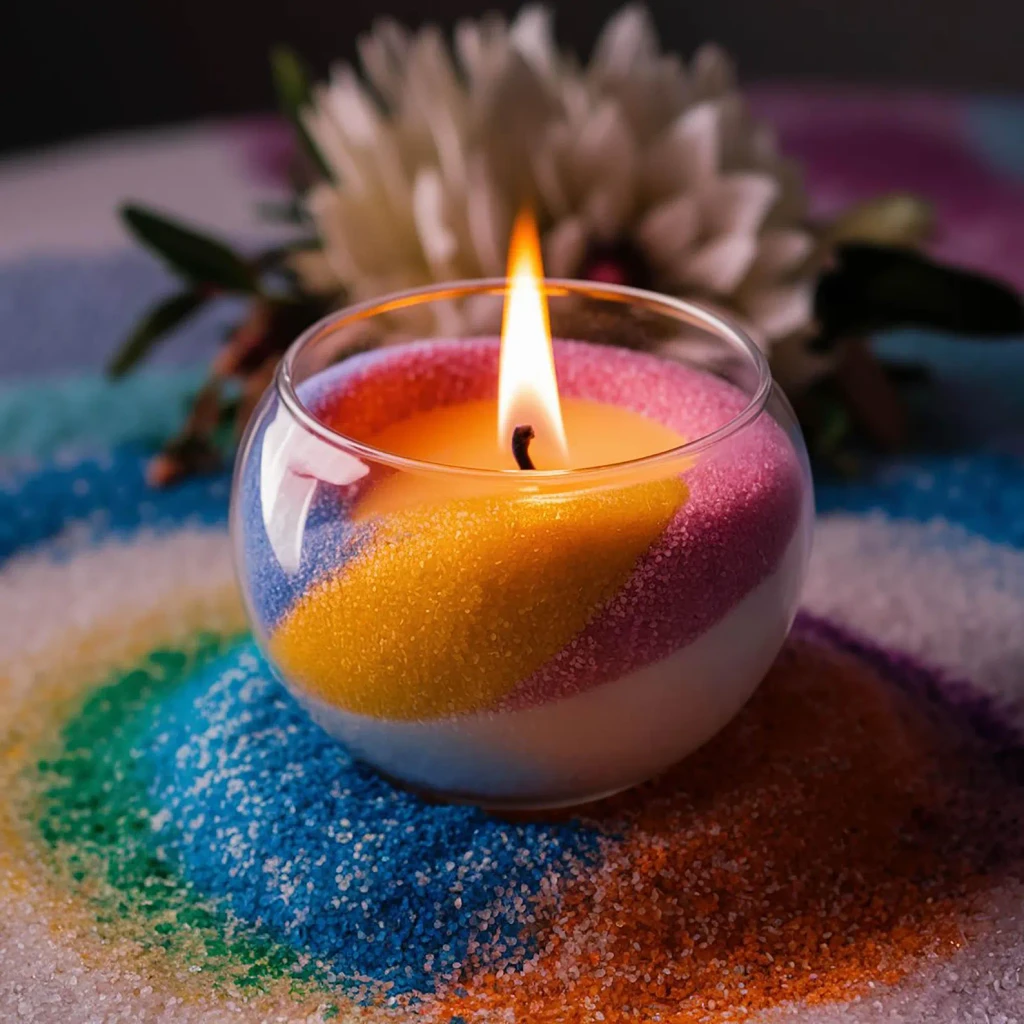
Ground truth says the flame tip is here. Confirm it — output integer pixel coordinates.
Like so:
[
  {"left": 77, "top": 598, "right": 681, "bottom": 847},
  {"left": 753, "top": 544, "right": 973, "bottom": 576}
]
[{"left": 498, "top": 212, "right": 568, "bottom": 467}]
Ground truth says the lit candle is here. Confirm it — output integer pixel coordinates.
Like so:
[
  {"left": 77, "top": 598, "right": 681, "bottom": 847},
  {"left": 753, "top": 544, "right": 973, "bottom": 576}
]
[
  {"left": 352, "top": 212, "right": 686, "bottom": 516},
  {"left": 272, "top": 213, "right": 690, "bottom": 720},
  {"left": 237, "top": 214, "right": 813, "bottom": 808}
]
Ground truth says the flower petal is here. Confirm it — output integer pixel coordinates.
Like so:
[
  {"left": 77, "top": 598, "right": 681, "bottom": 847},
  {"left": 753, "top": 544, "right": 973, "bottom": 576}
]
[
  {"left": 303, "top": 98, "right": 366, "bottom": 191},
  {"left": 742, "top": 282, "right": 815, "bottom": 339},
  {"left": 591, "top": 4, "right": 658, "bottom": 78},
  {"left": 466, "top": 156, "right": 511, "bottom": 276},
  {"left": 749, "top": 230, "right": 815, "bottom": 281},
  {"left": 766, "top": 159, "right": 808, "bottom": 225},
  {"left": 307, "top": 182, "right": 420, "bottom": 282},
  {"left": 690, "top": 44, "right": 736, "bottom": 100},
  {"left": 405, "top": 28, "right": 470, "bottom": 191},
  {"left": 544, "top": 217, "right": 588, "bottom": 277},
  {"left": 413, "top": 168, "right": 459, "bottom": 275},
  {"left": 587, "top": 3, "right": 685, "bottom": 142},
  {"left": 510, "top": 5, "right": 557, "bottom": 79},
  {"left": 455, "top": 12, "right": 510, "bottom": 86},
  {"left": 324, "top": 65, "right": 381, "bottom": 148},
  {"left": 475, "top": 48, "right": 561, "bottom": 204},
  {"left": 642, "top": 102, "right": 719, "bottom": 200},
  {"left": 636, "top": 195, "right": 701, "bottom": 267},
  {"left": 315, "top": 68, "right": 414, "bottom": 218},
  {"left": 530, "top": 124, "right": 572, "bottom": 219},
  {"left": 576, "top": 103, "right": 637, "bottom": 239},
  {"left": 288, "top": 249, "right": 343, "bottom": 296},
  {"left": 703, "top": 173, "right": 779, "bottom": 236},
  {"left": 677, "top": 234, "right": 758, "bottom": 294},
  {"left": 357, "top": 18, "right": 411, "bottom": 106},
  {"left": 305, "top": 186, "right": 359, "bottom": 282}
]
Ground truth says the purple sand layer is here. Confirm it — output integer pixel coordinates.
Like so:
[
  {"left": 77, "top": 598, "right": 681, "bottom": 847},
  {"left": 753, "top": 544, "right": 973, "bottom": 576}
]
[
  {"left": 300, "top": 339, "right": 806, "bottom": 706},
  {"left": 797, "top": 612, "right": 1024, "bottom": 753}
]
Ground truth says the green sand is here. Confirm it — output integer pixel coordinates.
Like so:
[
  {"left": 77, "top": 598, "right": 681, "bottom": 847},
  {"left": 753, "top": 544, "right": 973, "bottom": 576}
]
[{"left": 25, "top": 632, "right": 331, "bottom": 1001}]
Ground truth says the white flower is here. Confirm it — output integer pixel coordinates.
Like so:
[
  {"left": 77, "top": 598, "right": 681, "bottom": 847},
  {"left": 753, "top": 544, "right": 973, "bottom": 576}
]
[{"left": 300, "top": 5, "right": 818, "bottom": 363}]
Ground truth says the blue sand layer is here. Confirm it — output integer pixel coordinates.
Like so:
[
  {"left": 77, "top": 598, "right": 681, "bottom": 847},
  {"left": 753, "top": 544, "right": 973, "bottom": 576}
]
[
  {"left": 0, "top": 444, "right": 230, "bottom": 561},
  {"left": 0, "top": 370, "right": 204, "bottom": 461},
  {"left": 0, "top": 251, "right": 244, "bottom": 377},
  {"left": 816, "top": 453, "right": 1024, "bottom": 550},
  {"left": 141, "top": 641, "right": 602, "bottom": 994}
]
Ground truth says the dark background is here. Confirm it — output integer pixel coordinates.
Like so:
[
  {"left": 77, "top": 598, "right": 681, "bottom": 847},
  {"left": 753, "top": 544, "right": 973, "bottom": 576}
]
[{"left": 5, "top": 0, "right": 1024, "bottom": 154}]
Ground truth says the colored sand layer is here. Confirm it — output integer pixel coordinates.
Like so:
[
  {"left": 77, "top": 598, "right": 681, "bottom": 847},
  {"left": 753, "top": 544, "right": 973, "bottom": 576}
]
[
  {"left": 271, "top": 478, "right": 687, "bottom": 719},
  {"left": 8, "top": 93, "right": 1024, "bottom": 1021},
  {"left": 30, "top": 636, "right": 319, "bottom": 996},
  {"left": 431, "top": 624, "right": 1024, "bottom": 1020},
  {"left": 244, "top": 339, "right": 805, "bottom": 720},
  {"left": 4, "top": 442, "right": 1024, "bottom": 1022},
  {"left": 8, "top": 611, "right": 1024, "bottom": 1021}
]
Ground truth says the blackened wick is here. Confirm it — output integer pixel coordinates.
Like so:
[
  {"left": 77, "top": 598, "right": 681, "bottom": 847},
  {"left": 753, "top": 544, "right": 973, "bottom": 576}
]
[{"left": 511, "top": 425, "right": 536, "bottom": 470}]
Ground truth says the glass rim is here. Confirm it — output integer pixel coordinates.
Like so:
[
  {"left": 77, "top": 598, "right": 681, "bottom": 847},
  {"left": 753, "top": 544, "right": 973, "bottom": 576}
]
[{"left": 275, "top": 278, "right": 774, "bottom": 482}]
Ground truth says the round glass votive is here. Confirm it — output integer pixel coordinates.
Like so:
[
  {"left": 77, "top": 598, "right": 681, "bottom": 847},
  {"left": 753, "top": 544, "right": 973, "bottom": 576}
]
[{"left": 231, "top": 280, "right": 814, "bottom": 809}]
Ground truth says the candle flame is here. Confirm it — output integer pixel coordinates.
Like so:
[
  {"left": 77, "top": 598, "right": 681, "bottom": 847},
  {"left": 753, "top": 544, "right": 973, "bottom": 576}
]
[{"left": 498, "top": 210, "right": 569, "bottom": 468}]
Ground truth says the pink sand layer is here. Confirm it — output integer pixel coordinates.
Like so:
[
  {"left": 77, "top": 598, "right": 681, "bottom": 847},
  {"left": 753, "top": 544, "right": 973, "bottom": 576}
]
[{"left": 305, "top": 339, "right": 805, "bottom": 707}]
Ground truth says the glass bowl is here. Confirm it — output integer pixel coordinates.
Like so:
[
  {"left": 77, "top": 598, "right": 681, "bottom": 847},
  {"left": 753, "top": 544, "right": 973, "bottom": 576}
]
[{"left": 231, "top": 279, "right": 814, "bottom": 809}]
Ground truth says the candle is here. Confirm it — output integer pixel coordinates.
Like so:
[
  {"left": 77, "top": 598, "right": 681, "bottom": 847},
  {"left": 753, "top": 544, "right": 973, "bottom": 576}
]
[
  {"left": 331, "top": 213, "right": 688, "bottom": 509},
  {"left": 234, "top": 217, "right": 813, "bottom": 808},
  {"left": 271, "top": 216, "right": 692, "bottom": 722}
]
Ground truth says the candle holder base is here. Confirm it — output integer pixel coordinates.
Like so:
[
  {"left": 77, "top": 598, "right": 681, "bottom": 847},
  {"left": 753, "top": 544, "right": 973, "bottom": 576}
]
[
  {"left": 231, "top": 278, "right": 814, "bottom": 811},
  {"left": 370, "top": 762, "right": 647, "bottom": 814}
]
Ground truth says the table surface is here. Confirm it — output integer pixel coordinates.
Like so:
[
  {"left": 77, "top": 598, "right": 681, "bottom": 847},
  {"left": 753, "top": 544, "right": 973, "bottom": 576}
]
[
  {"left": 0, "top": 118, "right": 293, "bottom": 262},
  {"left": 3, "top": 89, "right": 1024, "bottom": 1024}
]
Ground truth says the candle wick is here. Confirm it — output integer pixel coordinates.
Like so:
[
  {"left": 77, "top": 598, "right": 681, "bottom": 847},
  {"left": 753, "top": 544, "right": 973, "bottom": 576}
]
[{"left": 511, "top": 425, "right": 536, "bottom": 470}]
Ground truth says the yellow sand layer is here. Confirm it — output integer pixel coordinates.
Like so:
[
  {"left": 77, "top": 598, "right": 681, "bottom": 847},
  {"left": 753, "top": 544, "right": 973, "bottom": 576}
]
[{"left": 272, "top": 477, "right": 687, "bottom": 720}]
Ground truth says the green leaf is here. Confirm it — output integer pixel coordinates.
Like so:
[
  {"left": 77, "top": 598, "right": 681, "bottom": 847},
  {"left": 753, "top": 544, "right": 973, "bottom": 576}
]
[
  {"left": 814, "top": 243, "right": 1024, "bottom": 349},
  {"left": 816, "top": 399, "right": 853, "bottom": 458},
  {"left": 793, "top": 378, "right": 861, "bottom": 477},
  {"left": 106, "top": 290, "right": 207, "bottom": 378},
  {"left": 121, "top": 204, "right": 258, "bottom": 292},
  {"left": 825, "top": 194, "right": 935, "bottom": 249},
  {"left": 270, "top": 46, "right": 311, "bottom": 120},
  {"left": 270, "top": 45, "right": 334, "bottom": 181}
]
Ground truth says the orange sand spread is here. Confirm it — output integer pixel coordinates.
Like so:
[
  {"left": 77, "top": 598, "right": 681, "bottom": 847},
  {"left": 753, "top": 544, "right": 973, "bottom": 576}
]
[{"left": 426, "top": 635, "right": 1024, "bottom": 1022}]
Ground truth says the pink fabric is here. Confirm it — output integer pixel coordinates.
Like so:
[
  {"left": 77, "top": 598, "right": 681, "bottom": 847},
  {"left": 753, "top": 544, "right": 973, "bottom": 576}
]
[{"left": 752, "top": 87, "right": 1024, "bottom": 288}]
